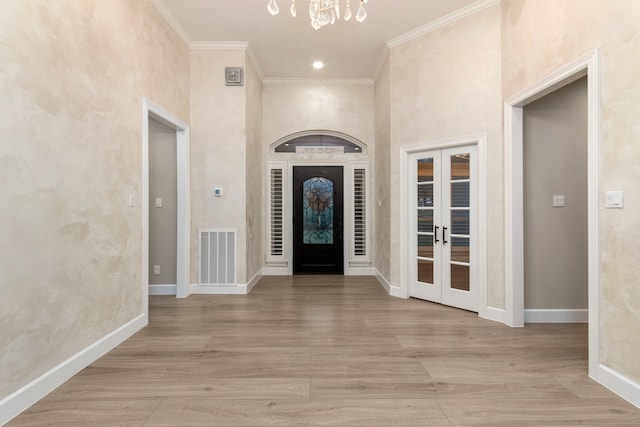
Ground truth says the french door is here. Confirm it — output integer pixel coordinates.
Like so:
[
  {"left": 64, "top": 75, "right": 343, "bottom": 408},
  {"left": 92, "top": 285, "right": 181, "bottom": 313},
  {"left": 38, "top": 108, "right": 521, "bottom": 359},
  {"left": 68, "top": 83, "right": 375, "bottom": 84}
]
[{"left": 410, "top": 145, "right": 478, "bottom": 312}]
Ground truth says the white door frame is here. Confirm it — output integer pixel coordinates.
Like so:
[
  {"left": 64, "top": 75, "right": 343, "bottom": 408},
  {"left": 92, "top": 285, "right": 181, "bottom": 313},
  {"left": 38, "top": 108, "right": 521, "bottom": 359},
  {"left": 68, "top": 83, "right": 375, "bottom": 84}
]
[
  {"left": 142, "top": 99, "right": 190, "bottom": 315},
  {"left": 400, "top": 134, "right": 488, "bottom": 316},
  {"left": 503, "top": 51, "right": 599, "bottom": 369}
]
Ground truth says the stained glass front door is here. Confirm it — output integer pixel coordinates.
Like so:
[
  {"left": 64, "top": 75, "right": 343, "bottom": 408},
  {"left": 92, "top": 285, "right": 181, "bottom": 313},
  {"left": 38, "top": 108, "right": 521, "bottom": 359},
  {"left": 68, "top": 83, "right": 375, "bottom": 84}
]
[
  {"left": 293, "top": 166, "right": 344, "bottom": 274},
  {"left": 303, "top": 177, "right": 334, "bottom": 244}
]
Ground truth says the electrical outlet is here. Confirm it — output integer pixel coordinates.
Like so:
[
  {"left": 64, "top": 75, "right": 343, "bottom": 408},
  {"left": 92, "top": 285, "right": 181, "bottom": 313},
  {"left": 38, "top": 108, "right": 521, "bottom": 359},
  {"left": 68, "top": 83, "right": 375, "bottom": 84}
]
[{"left": 153, "top": 265, "right": 160, "bottom": 275}]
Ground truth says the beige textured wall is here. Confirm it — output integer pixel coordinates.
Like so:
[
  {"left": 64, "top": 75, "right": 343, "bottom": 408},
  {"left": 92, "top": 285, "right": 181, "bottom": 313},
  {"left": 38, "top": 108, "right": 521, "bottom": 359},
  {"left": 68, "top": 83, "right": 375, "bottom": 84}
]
[
  {"left": 0, "top": 0, "right": 189, "bottom": 397},
  {"left": 389, "top": 5, "right": 504, "bottom": 307},
  {"left": 189, "top": 50, "right": 248, "bottom": 284},
  {"left": 502, "top": 0, "right": 640, "bottom": 383},
  {"left": 245, "top": 55, "right": 263, "bottom": 281},
  {"left": 262, "top": 84, "right": 375, "bottom": 149},
  {"left": 374, "top": 58, "right": 391, "bottom": 280}
]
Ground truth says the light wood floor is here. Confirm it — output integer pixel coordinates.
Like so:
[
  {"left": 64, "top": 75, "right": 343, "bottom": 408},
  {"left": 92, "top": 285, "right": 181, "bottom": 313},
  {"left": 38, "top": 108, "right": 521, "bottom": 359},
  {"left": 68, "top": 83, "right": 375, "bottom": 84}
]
[{"left": 9, "top": 275, "right": 640, "bottom": 426}]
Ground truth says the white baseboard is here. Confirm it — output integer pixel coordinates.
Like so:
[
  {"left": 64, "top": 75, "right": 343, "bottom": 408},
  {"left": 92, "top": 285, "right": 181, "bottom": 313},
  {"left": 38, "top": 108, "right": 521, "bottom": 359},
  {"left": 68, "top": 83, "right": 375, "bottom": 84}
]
[
  {"left": 375, "top": 269, "right": 405, "bottom": 298},
  {"left": 480, "top": 306, "right": 507, "bottom": 324},
  {"left": 345, "top": 266, "right": 376, "bottom": 276},
  {"left": 246, "top": 270, "right": 262, "bottom": 293},
  {"left": 389, "top": 284, "right": 404, "bottom": 298},
  {"left": 261, "top": 266, "right": 289, "bottom": 276},
  {"left": 190, "top": 283, "right": 248, "bottom": 295},
  {"left": 524, "top": 309, "right": 588, "bottom": 323},
  {"left": 592, "top": 364, "right": 640, "bottom": 409},
  {"left": 149, "top": 284, "right": 177, "bottom": 295},
  {"left": 0, "top": 314, "right": 146, "bottom": 426},
  {"left": 374, "top": 269, "right": 391, "bottom": 294}
]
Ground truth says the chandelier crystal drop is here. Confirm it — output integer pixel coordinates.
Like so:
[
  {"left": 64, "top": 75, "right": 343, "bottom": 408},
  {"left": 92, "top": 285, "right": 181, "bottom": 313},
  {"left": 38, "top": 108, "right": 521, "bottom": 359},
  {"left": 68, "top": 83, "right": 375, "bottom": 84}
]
[{"left": 267, "top": 0, "right": 368, "bottom": 30}]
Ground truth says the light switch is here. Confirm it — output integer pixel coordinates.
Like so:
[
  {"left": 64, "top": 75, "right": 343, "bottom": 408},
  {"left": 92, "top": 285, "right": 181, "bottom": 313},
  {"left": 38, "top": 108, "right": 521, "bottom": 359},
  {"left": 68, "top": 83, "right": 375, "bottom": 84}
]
[
  {"left": 128, "top": 194, "right": 135, "bottom": 207},
  {"left": 553, "top": 195, "right": 565, "bottom": 208},
  {"left": 153, "top": 265, "right": 160, "bottom": 275},
  {"left": 155, "top": 197, "right": 163, "bottom": 208},
  {"left": 605, "top": 191, "right": 624, "bottom": 208}
]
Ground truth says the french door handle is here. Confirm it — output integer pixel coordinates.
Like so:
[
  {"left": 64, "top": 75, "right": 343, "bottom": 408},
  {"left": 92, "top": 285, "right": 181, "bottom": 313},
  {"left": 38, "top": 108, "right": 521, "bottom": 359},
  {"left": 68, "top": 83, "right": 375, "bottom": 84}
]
[
  {"left": 442, "top": 226, "right": 448, "bottom": 245},
  {"left": 434, "top": 226, "right": 439, "bottom": 243}
]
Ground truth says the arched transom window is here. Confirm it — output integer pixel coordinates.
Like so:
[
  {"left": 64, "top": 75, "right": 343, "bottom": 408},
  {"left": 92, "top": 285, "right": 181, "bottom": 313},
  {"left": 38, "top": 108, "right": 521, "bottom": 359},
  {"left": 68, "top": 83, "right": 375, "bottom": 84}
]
[{"left": 274, "top": 133, "right": 363, "bottom": 154}]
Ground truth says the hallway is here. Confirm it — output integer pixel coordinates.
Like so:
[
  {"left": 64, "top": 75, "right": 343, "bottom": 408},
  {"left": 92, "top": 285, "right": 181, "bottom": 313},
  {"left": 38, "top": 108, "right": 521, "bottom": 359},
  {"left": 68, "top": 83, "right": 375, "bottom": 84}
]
[{"left": 9, "top": 276, "right": 640, "bottom": 426}]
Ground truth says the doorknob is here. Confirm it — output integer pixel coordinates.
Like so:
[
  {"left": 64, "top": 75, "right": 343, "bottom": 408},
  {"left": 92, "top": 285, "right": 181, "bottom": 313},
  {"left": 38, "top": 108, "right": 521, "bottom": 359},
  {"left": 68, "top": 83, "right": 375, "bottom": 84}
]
[{"left": 442, "top": 226, "right": 448, "bottom": 245}]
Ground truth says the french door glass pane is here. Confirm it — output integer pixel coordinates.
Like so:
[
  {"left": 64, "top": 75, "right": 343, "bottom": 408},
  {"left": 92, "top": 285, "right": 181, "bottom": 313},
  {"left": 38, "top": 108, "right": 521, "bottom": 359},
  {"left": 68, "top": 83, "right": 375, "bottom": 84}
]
[
  {"left": 303, "top": 177, "right": 334, "bottom": 244},
  {"left": 417, "top": 210, "right": 433, "bottom": 232},
  {"left": 450, "top": 237, "right": 470, "bottom": 263},
  {"left": 417, "top": 183, "right": 434, "bottom": 207},
  {"left": 451, "top": 182, "right": 469, "bottom": 207},
  {"left": 451, "top": 264, "right": 470, "bottom": 291},
  {"left": 417, "top": 158, "right": 434, "bottom": 182},
  {"left": 451, "top": 154, "right": 470, "bottom": 180},
  {"left": 418, "top": 259, "right": 434, "bottom": 284},
  {"left": 451, "top": 210, "right": 470, "bottom": 235},
  {"left": 418, "top": 234, "right": 434, "bottom": 259}
]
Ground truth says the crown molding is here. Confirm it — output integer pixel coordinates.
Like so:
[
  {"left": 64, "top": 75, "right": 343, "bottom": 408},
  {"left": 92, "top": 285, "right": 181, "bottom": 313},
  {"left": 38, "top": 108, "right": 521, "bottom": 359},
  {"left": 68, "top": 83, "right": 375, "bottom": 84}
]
[
  {"left": 262, "top": 78, "right": 374, "bottom": 86},
  {"left": 372, "top": 46, "right": 390, "bottom": 83},
  {"left": 149, "top": 0, "right": 191, "bottom": 47},
  {"left": 387, "top": 0, "right": 501, "bottom": 49},
  {"left": 245, "top": 45, "right": 264, "bottom": 81},
  {"left": 190, "top": 41, "right": 249, "bottom": 51}
]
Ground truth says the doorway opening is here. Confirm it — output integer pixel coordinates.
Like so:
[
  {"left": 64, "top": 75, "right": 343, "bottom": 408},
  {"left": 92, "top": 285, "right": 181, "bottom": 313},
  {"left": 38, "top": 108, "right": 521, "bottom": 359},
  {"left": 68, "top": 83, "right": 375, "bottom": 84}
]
[
  {"left": 523, "top": 77, "right": 588, "bottom": 323},
  {"left": 142, "top": 99, "right": 190, "bottom": 319},
  {"left": 504, "top": 51, "right": 599, "bottom": 377}
]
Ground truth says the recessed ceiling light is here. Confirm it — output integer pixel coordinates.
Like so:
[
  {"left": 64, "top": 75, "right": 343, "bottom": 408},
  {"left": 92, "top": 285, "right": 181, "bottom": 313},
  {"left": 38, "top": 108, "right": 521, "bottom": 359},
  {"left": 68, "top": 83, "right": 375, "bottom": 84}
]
[{"left": 313, "top": 61, "right": 324, "bottom": 69}]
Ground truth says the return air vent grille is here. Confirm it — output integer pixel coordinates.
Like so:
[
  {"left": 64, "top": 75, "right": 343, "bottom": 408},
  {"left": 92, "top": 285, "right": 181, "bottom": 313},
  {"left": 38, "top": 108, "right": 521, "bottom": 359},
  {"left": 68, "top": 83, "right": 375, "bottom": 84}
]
[{"left": 199, "top": 229, "right": 236, "bottom": 285}]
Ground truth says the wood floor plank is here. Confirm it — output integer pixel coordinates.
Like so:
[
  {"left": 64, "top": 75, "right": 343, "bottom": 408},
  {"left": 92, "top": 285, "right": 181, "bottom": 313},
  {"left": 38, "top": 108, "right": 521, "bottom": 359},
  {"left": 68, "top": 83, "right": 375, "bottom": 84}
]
[
  {"left": 311, "top": 376, "right": 576, "bottom": 400},
  {"left": 7, "top": 276, "right": 640, "bottom": 426},
  {"left": 143, "top": 398, "right": 449, "bottom": 426},
  {"left": 437, "top": 398, "right": 640, "bottom": 425}
]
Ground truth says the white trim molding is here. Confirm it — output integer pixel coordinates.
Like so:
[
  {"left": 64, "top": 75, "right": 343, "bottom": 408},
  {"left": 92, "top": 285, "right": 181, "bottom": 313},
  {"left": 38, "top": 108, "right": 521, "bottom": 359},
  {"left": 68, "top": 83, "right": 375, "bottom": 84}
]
[
  {"left": 262, "top": 267, "right": 289, "bottom": 276},
  {"left": 149, "top": 0, "right": 191, "bottom": 47},
  {"left": 149, "top": 284, "right": 177, "bottom": 295},
  {"left": 190, "top": 41, "right": 249, "bottom": 51},
  {"left": 0, "top": 315, "right": 146, "bottom": 426},
  {"left": 375, "top": 269, "right": 392, "bottom": 294},
  {"left": 591, "top": 364, "right": 640, "bottom": 409},
  {"left": 503, "top": 50, "right": 599, "bottom": 331},
  {"left": 143, "top": 99, "right": 191, "bottom": 300},
  {"left": 246, "top": 270, "right": 262, "bottom": 293},
  {"left": 480, "top": 306, "right": 506, "bottom": 324},
  {"left": 345, "top": 267, "right": 376, "bottom": 276},
  {"left": 387, "top": 0, "right": 501, "bottom": 48},
  {"left": 262, "top": 78, "right": 374, "bottom": 86},
  {"left": 524, "top": 309, "right": 588, "bottom": 323},
  {"left": 190, "top": 283, "right": 249, "bottom": 295}
]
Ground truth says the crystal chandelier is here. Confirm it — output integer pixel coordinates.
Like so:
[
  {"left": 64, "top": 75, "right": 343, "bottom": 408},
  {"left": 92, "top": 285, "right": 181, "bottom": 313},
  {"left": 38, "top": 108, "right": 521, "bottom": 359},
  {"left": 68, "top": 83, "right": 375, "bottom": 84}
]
[{"left": 267, "top": 0, "right": 368, "bottom": 30}]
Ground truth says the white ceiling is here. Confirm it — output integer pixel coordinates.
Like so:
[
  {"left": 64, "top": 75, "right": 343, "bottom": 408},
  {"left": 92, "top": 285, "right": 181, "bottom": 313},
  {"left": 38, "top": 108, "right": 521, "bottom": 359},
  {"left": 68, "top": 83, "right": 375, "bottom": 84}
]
[{"left": 152, "top": 0, "right": 483, "bottom": 80}]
